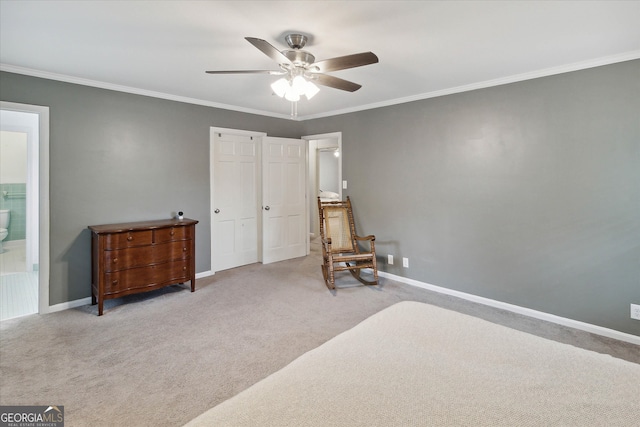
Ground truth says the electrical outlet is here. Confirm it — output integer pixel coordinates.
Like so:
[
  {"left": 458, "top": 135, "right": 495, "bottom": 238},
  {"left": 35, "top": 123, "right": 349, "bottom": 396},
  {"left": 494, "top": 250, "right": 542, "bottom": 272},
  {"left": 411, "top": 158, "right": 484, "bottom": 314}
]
[
  {"left": 342, "top": 180, "right": 347, "bottom": 189},
  {"left": 402, "top": 257, "right": 409, "bottom": 268},
  {"left": 388, "top": 255, "right": 393, "bottom": 265},
  {"left": 631, "top": 304, "right": 640, "bottom": 320}
]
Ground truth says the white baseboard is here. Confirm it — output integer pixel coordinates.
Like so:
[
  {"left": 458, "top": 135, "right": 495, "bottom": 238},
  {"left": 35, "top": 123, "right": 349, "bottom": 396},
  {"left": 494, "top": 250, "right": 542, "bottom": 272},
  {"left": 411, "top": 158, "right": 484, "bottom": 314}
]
[
  {"left": 47, "top": 297, "right": 92, "bottom": 314},
  {"left": 376, "top": 270, "right": 640, "bottom": 346},
  {"left": 196, "top": 270, "right": 214, "bottom": 279},
  {"left": 42, "top": 268, "right": 639, "bottom": 345},
  {"left": 46, "top": 273, "right": 214, "bottom": 314}
]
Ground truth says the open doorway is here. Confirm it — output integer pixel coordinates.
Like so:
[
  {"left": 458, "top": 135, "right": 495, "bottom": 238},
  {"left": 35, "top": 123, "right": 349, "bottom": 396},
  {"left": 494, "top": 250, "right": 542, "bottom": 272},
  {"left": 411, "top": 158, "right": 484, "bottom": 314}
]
[
  {"left": 303, "top": 132, "right": 342, "bottom": 239},
  {"left": 0, "top": 102, "right": 49, "bottom": 320}
]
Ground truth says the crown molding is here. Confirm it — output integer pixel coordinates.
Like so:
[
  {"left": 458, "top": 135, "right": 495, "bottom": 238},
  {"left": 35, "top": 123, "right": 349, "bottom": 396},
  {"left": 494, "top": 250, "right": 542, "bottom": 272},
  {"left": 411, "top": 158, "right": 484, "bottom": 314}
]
[
  {"left": 3, "top": 50, "right": 639, "bottom": 122},
  {"left": 298, "top": 50, "right": 640, "bottom": 120},
  {"left": 0, "top": 63, "right": 294, "bottom": 120}
]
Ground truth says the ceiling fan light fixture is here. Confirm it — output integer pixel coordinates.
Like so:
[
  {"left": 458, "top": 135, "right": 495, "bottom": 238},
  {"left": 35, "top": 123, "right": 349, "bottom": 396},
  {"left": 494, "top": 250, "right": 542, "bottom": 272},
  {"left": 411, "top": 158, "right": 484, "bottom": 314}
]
[
  {"left": 207, "top": 33, "right": 379, "bottom": 112},
  {"left": 272, "top": 74, "right": 319, "bottom": 102}
]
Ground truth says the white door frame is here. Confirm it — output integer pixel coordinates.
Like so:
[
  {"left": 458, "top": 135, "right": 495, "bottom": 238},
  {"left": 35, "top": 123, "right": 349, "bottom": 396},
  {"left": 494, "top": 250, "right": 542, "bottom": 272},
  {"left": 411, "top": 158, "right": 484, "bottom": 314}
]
[
  {"left": 302, "top": 131, "right": 342, "bottom": 252},
  {"left": 1, "top": 101, "right": 50, "bottom": 315}
]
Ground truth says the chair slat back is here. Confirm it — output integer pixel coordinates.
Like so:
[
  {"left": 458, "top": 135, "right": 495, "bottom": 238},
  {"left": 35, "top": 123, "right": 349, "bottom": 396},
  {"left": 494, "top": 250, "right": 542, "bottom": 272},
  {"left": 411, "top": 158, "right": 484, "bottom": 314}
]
[
  {"left": 318, "top": 197, "right": 359, "bottom": 254},
  {"left": 324, "top": 206, "right": 354, "bottom": 253}
]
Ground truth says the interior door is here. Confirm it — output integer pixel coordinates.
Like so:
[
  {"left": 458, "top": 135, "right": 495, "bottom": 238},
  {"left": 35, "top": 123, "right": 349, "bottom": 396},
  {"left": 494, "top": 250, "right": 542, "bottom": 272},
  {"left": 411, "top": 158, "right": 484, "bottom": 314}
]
[
  {"left": 211, "top": 131, "right": 260, "bottom": 272},
  {"left": 262, "top": 137, "right": 307, "bottom": 264}
]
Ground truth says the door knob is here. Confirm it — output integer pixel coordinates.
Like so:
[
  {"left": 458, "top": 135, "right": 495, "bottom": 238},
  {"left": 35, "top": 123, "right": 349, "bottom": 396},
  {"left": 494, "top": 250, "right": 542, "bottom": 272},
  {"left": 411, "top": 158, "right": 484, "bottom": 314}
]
[
  {"left": 264, "top": 206, "right": 270, "bottom": 211},
  {"left": 214, "top": 209, "right": 220, "bottom": 214}
]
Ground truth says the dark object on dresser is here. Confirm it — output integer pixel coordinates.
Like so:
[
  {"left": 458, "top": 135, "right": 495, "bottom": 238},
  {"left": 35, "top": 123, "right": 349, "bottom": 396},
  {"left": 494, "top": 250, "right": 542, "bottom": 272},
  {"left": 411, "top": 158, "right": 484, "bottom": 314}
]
[{"left": 88, "top": 218, "right": 198, "bottom": 315}]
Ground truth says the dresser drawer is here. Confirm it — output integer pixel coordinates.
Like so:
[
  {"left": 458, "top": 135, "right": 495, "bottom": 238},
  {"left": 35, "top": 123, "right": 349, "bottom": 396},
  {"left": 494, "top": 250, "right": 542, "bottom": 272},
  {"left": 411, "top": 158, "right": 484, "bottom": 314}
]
[
  {"left": 104, "top": 260, "right": 190, "bottom": 294},
  {"left": 155, "top": 226, "right": 192, "bottom": 243},
  {"left": 152, "top": 241, "right": 190, "bottom": 263},
  {"left": 104, "top": 241, "right": 189, "bottom": 272},
  {"left": 104, "top": 230, "right": 153, "bottom": 249},
  {"left": 104, "top": 245, "right": 154, "bottom": 272}
]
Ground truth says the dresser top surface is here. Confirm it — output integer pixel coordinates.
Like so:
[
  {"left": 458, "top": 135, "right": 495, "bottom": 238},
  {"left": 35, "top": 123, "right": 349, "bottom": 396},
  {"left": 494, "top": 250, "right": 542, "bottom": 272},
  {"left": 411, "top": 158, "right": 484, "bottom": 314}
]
[{"left": 88, "top": 218, "right": 198, "bottom": 234}]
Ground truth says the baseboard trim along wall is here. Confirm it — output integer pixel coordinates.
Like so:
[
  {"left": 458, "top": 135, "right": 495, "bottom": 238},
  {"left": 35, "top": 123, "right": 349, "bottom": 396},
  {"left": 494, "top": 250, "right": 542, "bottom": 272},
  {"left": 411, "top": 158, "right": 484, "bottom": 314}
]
[
  {"left": 47, "top": 271, "right": 214, "bottom": 314},
  {"left": 44, "top": 269, "right": 638, "bottom": 345},
  {"left": 377, "top": 270, "right": 640, "bottom": 346},
  {"left": 48, "top": 297, "right": 93, "bottom": 314},
  {"left": 195, "top": 270, "right": 214, "bottom": 279}
]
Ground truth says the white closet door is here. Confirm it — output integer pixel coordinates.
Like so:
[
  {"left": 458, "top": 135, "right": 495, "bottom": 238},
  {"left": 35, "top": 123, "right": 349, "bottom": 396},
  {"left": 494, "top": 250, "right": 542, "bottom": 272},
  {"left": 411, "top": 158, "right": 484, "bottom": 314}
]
[
  {"left": 211, "top": 132, "right": 259, "bottom": 272},
  {"left": 262, "top": 137, "right": 307, "bottom": 264}
]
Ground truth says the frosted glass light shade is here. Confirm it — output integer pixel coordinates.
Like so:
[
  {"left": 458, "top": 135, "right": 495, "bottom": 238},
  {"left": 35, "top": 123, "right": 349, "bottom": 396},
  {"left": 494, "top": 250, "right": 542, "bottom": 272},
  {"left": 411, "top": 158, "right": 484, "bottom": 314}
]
[
  {"left": 304, "top": 81, "right": 320, "bottom": 99},
  {"left": 292, "top": 75, "right": 307, "bottom": 94},
  {"left": 284, "top": 87, "right": 300, "bottom": 102},
  {"left": 271, "top": 78, "right": 289, "bottom": 97}
]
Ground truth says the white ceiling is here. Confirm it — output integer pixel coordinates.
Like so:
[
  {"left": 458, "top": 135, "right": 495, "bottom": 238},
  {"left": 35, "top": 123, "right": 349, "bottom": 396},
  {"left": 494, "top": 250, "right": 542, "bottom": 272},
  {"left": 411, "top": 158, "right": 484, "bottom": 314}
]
[{"left": 1, "top": 1, "right": 639, "bottom": 121}]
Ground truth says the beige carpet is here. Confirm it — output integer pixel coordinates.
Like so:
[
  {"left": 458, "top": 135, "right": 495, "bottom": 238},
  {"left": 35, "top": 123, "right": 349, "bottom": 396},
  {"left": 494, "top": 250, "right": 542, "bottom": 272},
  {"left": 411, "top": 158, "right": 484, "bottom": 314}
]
[
  {"left": 187, "top": 301, "right": 640, "bottom": 426},
  {"left": 1, "top": 239, "right": 638, "bottom": 426}
]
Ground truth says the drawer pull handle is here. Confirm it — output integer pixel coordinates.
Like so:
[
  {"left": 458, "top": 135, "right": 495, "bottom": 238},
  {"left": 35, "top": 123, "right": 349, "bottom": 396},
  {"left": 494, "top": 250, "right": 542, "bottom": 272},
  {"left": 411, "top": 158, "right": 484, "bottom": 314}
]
[
  {"left": 183, "top": 247, "right": 187, "bottom": 251},
  {"left": 112, "top": 280, "right": 118, "bottom": 285},
  {"left": 183, "top": 266, "right": 187, "bottom": 271},
  {"left": 170, "top": 230, "right": 175, "bottom": 236},
  {"left": 113, "top": 258, "right": 118, "bottom": 263},
  {"left": 127, "top": 236, "right": 133, "bottom": 241}
]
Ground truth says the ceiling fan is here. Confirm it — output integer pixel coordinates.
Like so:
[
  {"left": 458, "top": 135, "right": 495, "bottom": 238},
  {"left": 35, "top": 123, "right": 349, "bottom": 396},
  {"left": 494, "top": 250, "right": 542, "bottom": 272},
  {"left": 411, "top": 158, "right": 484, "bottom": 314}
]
[{"left": 206, "top": 34, "right": 379, "bottom": 102}]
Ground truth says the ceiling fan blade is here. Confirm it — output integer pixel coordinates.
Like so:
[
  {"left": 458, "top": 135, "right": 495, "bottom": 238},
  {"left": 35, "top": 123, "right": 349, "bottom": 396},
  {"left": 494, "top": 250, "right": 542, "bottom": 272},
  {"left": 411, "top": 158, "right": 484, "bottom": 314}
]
[
  {"left": 311, "top": 52, "right": 378, "bottom": 73},
  {"left": 245, "top": 37, "right": 293, "bottom": 65},
  {"left": 205, "top": 70, "right": 285, "bottom": 75},
  {"left": 312, "top": 74, "right": 362, "bottom": 92}
]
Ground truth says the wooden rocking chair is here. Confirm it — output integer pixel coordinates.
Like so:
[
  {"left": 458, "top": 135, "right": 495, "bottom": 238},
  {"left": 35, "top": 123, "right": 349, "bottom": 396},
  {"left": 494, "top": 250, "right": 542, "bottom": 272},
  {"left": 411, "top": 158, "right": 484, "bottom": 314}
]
[{"left": 318, "top": 196, "right": 378, "bottom": 290}]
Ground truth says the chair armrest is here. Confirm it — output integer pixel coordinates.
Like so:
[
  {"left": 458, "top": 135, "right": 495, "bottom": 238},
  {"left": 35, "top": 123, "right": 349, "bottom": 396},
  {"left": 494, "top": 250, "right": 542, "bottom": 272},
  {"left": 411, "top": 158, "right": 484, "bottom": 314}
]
[
  {"left": 355, "top": 234, "right": 375, "bottom": 241},
  {"left": 354, "top": 234, "right": 376, "bottom": 254}
]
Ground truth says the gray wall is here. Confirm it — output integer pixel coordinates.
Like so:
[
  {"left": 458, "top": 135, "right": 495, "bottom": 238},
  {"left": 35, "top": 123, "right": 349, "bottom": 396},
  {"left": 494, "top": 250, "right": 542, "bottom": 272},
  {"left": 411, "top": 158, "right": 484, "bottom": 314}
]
[
  {"left": 0, "top": 71, "right": 303, "bottom": 304},
  {"left": 2, "top": 60, "right": 638, "bottom": 336},
  {"left": 302, "top": 60, "right": 640, "bottom": 336}
]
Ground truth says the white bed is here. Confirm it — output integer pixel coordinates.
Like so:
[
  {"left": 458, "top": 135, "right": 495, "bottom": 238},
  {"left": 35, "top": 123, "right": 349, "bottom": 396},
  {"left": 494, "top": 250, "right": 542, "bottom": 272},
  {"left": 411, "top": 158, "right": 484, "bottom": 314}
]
[{"left": 185, "top": 301, "right": 640, "bottom": 426}]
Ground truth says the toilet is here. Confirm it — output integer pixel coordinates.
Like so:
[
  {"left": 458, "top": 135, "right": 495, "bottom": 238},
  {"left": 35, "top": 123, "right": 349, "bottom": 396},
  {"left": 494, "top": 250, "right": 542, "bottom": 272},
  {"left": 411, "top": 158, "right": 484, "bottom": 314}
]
[{"left": 0, "top": 209, "right": 9, "bottom": 253}]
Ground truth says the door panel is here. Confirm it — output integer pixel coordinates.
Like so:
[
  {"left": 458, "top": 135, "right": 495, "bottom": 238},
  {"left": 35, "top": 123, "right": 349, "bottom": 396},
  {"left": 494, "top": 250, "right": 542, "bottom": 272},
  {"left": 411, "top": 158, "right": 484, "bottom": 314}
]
[
  {"left": 262, "top": 137, "right": 307, "bottom": 264},
  {"left": 212, "top": 132, "right": 259, "bottom": 271}
]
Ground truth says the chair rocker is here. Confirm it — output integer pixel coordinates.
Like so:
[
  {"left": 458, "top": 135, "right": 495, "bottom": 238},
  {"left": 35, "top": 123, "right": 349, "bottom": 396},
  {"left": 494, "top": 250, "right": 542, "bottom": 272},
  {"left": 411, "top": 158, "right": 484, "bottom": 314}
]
[{"left": 318, "top": 196, "right": 378, "bottom": 290}]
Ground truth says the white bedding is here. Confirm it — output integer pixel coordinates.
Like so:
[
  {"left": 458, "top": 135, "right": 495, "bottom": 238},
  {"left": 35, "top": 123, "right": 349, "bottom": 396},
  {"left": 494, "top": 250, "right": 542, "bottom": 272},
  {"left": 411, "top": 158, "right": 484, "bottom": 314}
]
[
  {"left": 185, "top": 301, "right": 640, "bottom": 426},
  {"left": 319, "top": 190, "right": 340, "bottom": 202}
]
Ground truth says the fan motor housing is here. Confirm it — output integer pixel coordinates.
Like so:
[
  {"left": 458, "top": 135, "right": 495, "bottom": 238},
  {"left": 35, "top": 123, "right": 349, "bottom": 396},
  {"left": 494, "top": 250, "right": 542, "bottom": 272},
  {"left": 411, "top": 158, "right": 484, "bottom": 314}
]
[{"left": 283, "top": 49, "right": 315, "bottom": 66}]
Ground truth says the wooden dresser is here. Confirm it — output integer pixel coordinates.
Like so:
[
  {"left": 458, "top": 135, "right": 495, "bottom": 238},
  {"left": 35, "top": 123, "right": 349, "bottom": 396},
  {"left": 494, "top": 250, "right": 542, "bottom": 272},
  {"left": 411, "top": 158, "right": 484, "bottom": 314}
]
[{"left": 88, "top": 218, "right": 198, "bottom": 315}]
